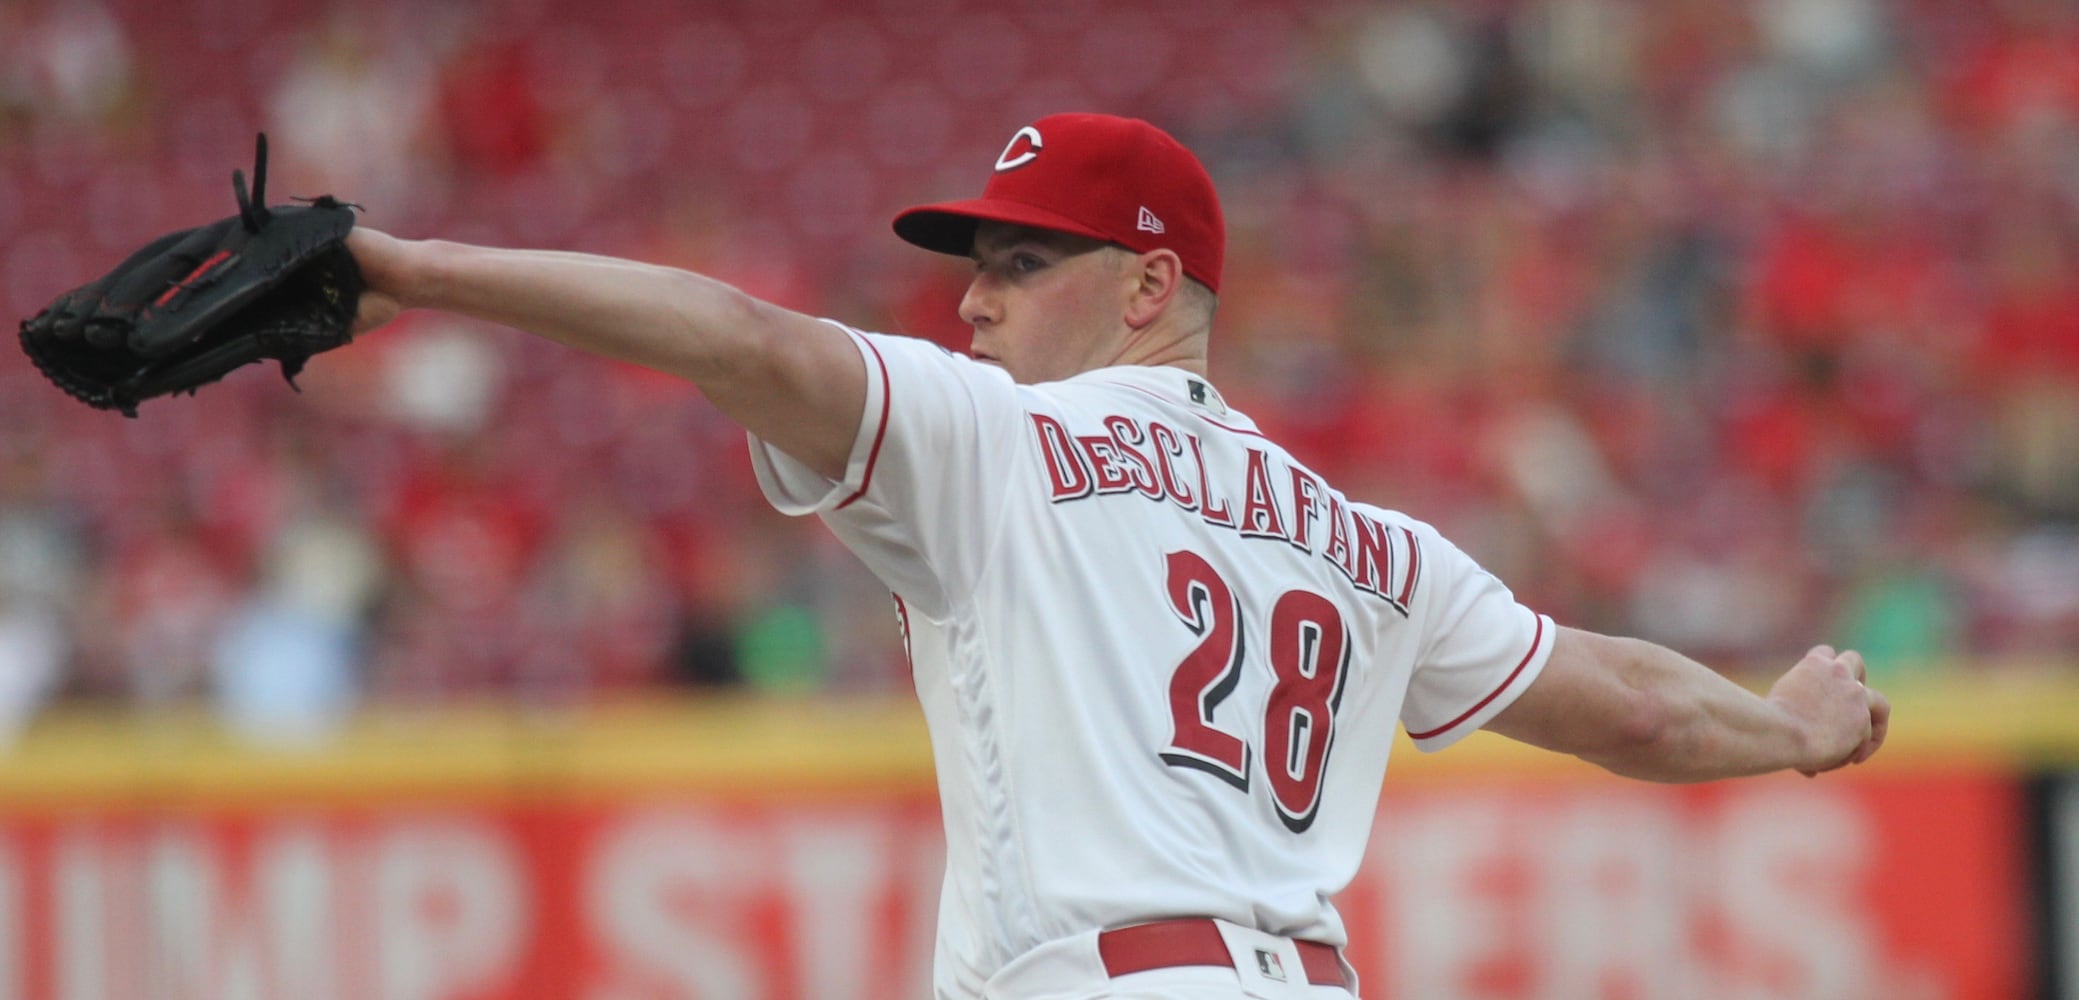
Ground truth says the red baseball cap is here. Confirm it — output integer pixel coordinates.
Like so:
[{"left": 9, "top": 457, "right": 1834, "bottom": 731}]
[{"left": 893, "top": 113, "right": 1226, "bottom": 293}]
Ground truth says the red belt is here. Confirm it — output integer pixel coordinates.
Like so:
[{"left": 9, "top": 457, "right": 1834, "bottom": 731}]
[{"left": 1097, "top": 918, "right": 1351, "bottom": 990}]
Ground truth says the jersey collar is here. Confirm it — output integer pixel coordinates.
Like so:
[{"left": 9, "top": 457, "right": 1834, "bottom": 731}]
[{"left": 1073, "top": 365, "right": 1231, "bottom": 418}]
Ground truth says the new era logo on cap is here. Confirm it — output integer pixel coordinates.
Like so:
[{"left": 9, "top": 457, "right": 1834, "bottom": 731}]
[{"left": 891, "top": 112, "right": 1227, "bottom": 293}]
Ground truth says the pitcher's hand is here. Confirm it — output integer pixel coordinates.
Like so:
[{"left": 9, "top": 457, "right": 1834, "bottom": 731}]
[
  {"left": 346, "top": 228, "right": 412, "bottom": 336},
  {"left": 1768, "top": 646, "right": 1890, "bottom": 777}
]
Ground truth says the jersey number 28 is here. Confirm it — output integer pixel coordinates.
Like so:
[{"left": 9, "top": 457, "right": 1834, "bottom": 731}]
[{"left": 1160, "top": 549, "right": 1351, "bottom": 833}]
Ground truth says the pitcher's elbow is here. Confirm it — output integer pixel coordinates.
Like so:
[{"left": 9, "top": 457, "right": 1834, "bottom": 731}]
[
  {"left": 1620, "top": 683, "right": 1679, "bottom": 751},
  {"left": 1582, "top": 682, "right": 1688, "bottom": 780}
]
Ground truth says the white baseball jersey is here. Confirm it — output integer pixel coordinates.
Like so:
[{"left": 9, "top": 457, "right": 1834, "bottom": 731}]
[{"left": 750, "top": 324, "right": 1555, "bottom": 999}]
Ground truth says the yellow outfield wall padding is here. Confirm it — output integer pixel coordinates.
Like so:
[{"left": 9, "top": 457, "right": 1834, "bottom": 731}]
[{"left": 0, "top": 671, "right": 2067, "bottom": 806}]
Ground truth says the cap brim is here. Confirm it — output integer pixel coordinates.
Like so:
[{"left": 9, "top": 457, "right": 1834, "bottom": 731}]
[{"left": 893, "top": 198, "right": 1116, "bottom": 258}]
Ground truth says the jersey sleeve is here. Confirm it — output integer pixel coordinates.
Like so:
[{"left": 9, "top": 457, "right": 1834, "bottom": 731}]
[
  {"left": 1397, "top": 520, "right": 1556, "bottom": 752},
  {"left": 746, "top": 322, "right": 898, "bottom": 517},
  {"left": 747, "top": 323, "right": 1023, "bottom": 618}
]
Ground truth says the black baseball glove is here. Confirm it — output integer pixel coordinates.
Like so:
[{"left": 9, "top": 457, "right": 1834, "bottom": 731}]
[{"left": 18, "top": 134, "right": 363, "bottom": 417}]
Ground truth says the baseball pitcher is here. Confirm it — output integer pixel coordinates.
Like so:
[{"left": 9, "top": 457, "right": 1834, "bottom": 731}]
[{"left": 23, "top": 113, "right": 1888, "bottom": 1000}]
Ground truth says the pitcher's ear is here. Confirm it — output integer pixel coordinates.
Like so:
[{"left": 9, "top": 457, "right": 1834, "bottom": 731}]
[{"left": 1125, "top": 248, "right": 1184, "bottom": 329}]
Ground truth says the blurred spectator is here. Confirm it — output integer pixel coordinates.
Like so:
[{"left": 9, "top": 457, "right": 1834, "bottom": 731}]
[
  {"left": 211, "top": 515, "right": 379, "bottom": 744},
  {"left": 434, "top": 36, "right": 553, "bottom": 178},
  {"left": 101, "top": 503, "right": 242, "bottom": 705},
  {"left": 14, "top": 1, "right": 137, "bottom": 131},
  {"left": 519, "top": 500, "right": 676, "bottom": 697},
  {"left": 0, "top": 502, "right": 74, "bottom": 741},
  {"left": 1835, "top": 561, "right": 1961, "bottom": 681},
  {"left": 0, "top": 590, "right": 61, "bottom": 744},
  {"left": 267, "top": 8, "right": 435, "bottom": 218}
]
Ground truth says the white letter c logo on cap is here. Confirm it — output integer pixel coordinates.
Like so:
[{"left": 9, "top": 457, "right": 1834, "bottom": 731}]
[{"left": 995, "top": 126, "right": 1042, "bottom": 172}]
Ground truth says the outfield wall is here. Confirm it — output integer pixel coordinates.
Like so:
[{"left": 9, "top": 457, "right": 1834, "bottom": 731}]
[{"left": 0, "top": 676, "right": 2060, "bottom": 1000}]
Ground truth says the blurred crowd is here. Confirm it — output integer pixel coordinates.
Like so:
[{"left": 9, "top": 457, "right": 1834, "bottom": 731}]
[{"left": 0, "top": 0, "right": 2075, "bottom": 742}]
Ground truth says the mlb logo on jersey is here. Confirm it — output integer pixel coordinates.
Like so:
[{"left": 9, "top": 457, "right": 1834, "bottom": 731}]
[{"left": 1209, "top": 915, "right": 1326, "bottom": 996}]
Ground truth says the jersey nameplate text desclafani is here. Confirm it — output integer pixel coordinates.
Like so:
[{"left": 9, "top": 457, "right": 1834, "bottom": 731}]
[{"left": 1030, "top": 411, "right": 1420, "bottom": 615}]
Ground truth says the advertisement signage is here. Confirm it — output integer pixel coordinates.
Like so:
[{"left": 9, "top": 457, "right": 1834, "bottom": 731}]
[{"left": 0, "top": 771, "right": 2021, "bottom": 999}]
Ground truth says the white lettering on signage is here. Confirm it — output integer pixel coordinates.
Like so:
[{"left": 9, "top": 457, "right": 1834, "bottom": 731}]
[
  {"left": 0, "top": 843, "right": 15, "bottom": 1000},
  {"left": 0, "top": 788, "right": 1959, "bottom": 1000},
  {"left": 57, "top": 833, "right": 110, "bottom": 1000},
  {"left": 147, "top": 827, "right": 339, "bottom": 1000},
  {"left": 783, "top": 819, "right": 887, "bottom": 1000},
  {"left": 590, "top": 809, "right": 767, "bottom": 998},
  {"left": 373, "top": 820, "right": 525, "bottom": 1000},
  {"left": 1362, "top": 786, "right": 1938, "bottom": 999}
]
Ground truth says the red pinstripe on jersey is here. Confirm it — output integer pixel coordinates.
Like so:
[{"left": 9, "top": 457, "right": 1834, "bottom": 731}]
[
  {"left": 1405, "top": 614, "right": 1547, "bottom": 742},
  {"left": 835, "top": 334, "right": 894, "bottom": 510}
]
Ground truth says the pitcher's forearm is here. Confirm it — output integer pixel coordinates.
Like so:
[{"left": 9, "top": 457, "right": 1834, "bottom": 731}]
[
  {"left": 407, "top": 240, "right": 775, "bottom": 383},
  {"left": 1574, "top": 638, "right": 1816, "bottom": 782},
  {"left": 351, "top": 231, "right": 867, "bottom": 479},
  {"left": 1487, "top": 628, "right": 1881, "bottom": 783}
]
